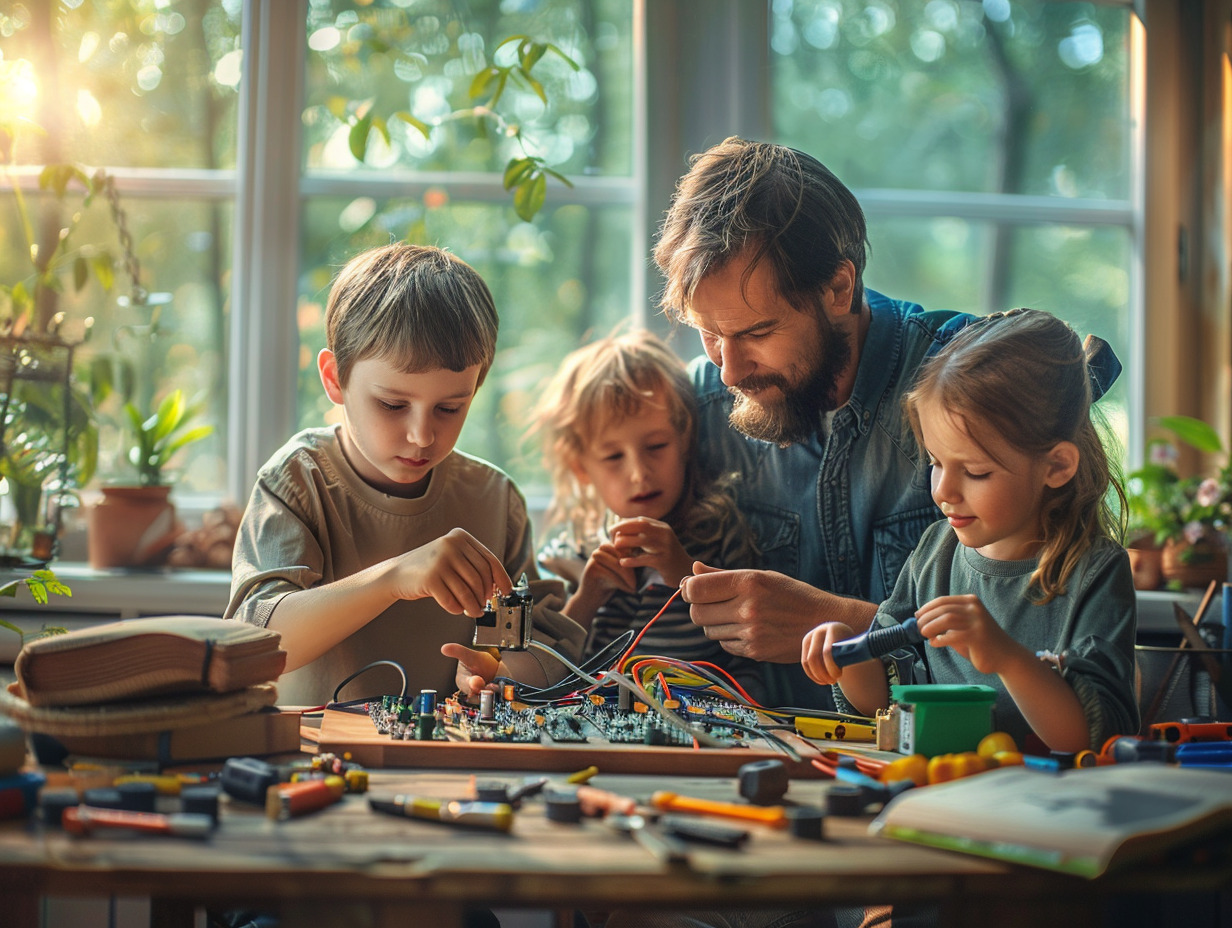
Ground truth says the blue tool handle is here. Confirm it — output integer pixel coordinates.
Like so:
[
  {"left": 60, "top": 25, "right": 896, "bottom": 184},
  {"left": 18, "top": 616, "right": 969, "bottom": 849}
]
[{"left": 832, "top": 617, "right": 923, "bottom": 668}]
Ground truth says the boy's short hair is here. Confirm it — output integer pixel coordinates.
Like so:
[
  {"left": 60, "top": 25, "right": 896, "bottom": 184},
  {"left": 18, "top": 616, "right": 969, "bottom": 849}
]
[{"left": 325, "top": 243, "right": 499, "bottom": 387}]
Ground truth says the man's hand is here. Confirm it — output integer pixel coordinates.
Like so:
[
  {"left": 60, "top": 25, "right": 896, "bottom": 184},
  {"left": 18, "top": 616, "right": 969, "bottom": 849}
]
[
  {"left": 442, "top": 642, "right": 508, "bottom": 697},
  {"left": 679, "top": 563, "right": 867, "bottom": 663}
]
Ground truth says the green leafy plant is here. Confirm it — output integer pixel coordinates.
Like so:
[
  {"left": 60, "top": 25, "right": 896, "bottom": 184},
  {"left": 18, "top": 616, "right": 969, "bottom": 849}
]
[
  {"left": 1127, "top": 415, "right": 1232, "bottom": 556},
  {"left": 342, "top": 33, "right": 577, "bottom": 222},
  {"left": 123, "top": 388, "right": 214, "bottom": 488},
  {"left": 0, "top": 568, "right": 70, "bottom": 644}
]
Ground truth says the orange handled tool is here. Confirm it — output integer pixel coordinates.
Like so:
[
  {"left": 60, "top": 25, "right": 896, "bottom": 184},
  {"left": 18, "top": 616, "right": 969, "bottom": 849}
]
[
  {"left": 650, "top": 791, "right": 787, "bottom": 828},
  {"left": 266, "top": 775, "right": 346, "bottom": 821}
]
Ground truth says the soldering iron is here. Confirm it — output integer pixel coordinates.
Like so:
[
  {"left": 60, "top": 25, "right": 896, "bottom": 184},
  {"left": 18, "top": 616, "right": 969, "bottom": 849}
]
[{"left": 831, "top": 617, "right": 925, "bottom": 668}]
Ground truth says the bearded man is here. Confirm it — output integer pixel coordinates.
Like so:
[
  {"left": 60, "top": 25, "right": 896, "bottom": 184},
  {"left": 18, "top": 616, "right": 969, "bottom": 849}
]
[{"left": 656, "top": 137, "right": 978, "bottom": 709}]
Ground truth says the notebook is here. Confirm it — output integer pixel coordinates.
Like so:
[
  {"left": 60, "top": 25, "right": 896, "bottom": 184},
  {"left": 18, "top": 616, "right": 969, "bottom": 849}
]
[{"left": 871, "top": 763, "right": 1232, "bottom": 878}]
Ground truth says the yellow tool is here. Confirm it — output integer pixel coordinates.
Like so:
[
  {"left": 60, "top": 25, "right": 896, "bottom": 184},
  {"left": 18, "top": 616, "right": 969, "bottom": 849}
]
[
  {"left": 650, "top": 791, "right": 787, "bottom": 828},
  {"left": 794, "top": 717, "right": 876, "bottom": 743}
]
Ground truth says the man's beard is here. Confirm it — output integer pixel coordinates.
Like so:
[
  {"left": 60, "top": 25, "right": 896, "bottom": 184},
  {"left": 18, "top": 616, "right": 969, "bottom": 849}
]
[{"left": 728, "top": 317, "right": 852, "bottom": 447}]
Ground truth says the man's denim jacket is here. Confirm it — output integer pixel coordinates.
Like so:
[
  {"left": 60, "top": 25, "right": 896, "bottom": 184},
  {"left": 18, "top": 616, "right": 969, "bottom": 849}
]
[{"left": 690, "top": 290, "right": 975, "bottom": 707}]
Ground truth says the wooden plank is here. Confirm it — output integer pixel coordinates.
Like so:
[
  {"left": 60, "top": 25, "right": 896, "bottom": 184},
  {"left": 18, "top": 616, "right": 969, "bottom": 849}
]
[{"left": 316, "top": 707, "right": 831, "bottom": 777}]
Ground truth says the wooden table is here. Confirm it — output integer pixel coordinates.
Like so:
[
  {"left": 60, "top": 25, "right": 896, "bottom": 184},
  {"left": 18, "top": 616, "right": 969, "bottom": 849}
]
[{"left": 2, "top": 766, "right": 1227, "bottom": 928}]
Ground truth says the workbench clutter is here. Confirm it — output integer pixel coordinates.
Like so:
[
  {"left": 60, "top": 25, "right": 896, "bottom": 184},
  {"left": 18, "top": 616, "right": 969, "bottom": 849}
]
[{"left": 0, "top": 615, "right": 298, "bottom": 765}]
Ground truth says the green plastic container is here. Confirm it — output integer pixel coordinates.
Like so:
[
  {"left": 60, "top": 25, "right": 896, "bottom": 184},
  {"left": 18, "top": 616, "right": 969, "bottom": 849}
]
[{"left": 890, "top": 684, "right": 997, "bottom": 757}]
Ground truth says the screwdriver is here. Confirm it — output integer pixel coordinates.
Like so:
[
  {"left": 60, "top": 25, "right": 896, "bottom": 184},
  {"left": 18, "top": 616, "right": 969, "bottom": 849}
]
[
  {"left": 369, "top": 794, "right": 514, "bottom": 832},
  {"left": 650, "top": 791, "right": 787, "bottom": 828},
  {"left": 832, "top": 617, "right": 924, "bottom": 667}
]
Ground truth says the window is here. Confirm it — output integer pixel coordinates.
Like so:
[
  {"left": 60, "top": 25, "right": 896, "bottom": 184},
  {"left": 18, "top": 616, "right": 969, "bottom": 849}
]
[
  {"left": 768, "top": 0, "right": 1134, "bottom": 449},
  {"left": 4, "top": 0, "right": 1186, "bottom": 560}
]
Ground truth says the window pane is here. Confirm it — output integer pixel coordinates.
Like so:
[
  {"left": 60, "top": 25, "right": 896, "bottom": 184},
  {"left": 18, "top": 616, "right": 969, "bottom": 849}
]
[
  {"left": 0, "top": 193, "right": 232, "bottom": 493},
  {"left": 865, "top": 216, "right": 1132, "bottom": 444},
  {"left": 771, "top": 0, "right": 1130, "bottom": 199},
  {"left": 0, "top": 1, "right": 241, "bottom": 169},
  {"left": 297, "top": 198, "right": 633, "bottom": 495},
  {"left": 303, "top": 0, "right": 634, "bottom": 177}
]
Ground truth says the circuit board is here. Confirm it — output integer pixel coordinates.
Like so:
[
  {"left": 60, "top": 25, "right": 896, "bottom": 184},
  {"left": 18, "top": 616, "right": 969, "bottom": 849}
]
[{"left": 315, "top": 690, "right": 830, "bottom": 777}]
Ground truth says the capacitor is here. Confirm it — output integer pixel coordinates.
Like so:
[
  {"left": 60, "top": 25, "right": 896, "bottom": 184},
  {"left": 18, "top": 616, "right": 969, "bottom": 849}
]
[
  {"left": 417, "top": 689, "right": 438, "bottom": 715},
  {"left": 479, "top": 689, "right": 495, "bottom": 721}
]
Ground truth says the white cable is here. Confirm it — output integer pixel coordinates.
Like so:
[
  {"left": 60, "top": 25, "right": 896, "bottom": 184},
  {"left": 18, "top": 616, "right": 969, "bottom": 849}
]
[{"left": 528, "top": 640, "right": 727, "bottom": 748}]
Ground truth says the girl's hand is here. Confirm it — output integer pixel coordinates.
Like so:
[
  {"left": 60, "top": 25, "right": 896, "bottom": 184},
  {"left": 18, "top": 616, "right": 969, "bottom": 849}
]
[
  {"left": 915, "top": 594, "right": 1018, "bottom": 675},
  {"left": 579, "top": 542, "right": 637, "bottom": 599},
  {"left": 801, "top": 621, "right": 856, "bottom": 686},
  {"left": 441, "top": 642, "right": 509, "bottom": 697},
  {"left": 391, "top": 528, "right": 512, "bottom": 619},
  {"left": 608, "top": 517, "right": 693, "bottom": 588}
]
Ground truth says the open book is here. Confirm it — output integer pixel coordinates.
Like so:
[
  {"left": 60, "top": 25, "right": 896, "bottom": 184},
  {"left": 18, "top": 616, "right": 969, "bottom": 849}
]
[
  {"left": 871, "top": 763, "right": 1232, "bottom": 878},
  {"left": 12, "top": 615, "right": 286, "bottom": 707}
]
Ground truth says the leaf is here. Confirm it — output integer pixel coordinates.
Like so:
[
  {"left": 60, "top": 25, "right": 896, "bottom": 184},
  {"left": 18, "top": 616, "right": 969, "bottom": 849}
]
[
  {"left": 524, "top": 75, "right": 547, "bottom": 104},
  {"left": 325, "top": 95, "right": 350, "bottom": 121},
  {"left": 370, "top": 115, "right": 391, "bottom": 147},
  {"left": 73, "top": 255, "right": 88, "bottom": 291},
  {"left": 0, "top": 581, "right": 18, "bottom": 599},
  {"left": 513, "top": 172, "right": 547, "bottom": 222},
  {"left": 519, "top": 41, "right": 547, "bottom": 72},
  {"left": 503, "top": 157, "right": 535, "bottom": 191},
  {"left": 1157, "top": 415, "right": 1224, "bottom": 455},
  {"left": 159, "top": 423, "right": 214, "bottom": 460},
  {"left": 543, "top": 167, "right": 574, "bottom": 188},
  {"left": 393, "top": 111, "right": 432, "bottom": 140},
  {"left": 544, "top": 42, "right": 581, "bottom": 71},
  {"left": 469, "top": 66, "right": 501, "bottom": 101},
  {"left": 91, "top": 254, "right": 115, "bottom": 292},
  {"left": 348, "top": 113, "right": 373, "bottom": 162}
]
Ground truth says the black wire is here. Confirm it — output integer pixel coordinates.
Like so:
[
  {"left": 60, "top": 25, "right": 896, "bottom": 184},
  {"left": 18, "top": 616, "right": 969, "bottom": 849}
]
[
  {"left": 330, "top": 659, "right": 409, "bottom": 703},
  {"left": 494, "top": 631, "right": 636, "bottom": 703}
]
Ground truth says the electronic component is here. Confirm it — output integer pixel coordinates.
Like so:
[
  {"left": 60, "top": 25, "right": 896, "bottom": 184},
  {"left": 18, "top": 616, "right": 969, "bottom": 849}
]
[
  {"left": 221, "top": 756, "right": 280, "bottom": 805},
  {"left": 473, "top": 573, "right": 533, "bottom": 651}
]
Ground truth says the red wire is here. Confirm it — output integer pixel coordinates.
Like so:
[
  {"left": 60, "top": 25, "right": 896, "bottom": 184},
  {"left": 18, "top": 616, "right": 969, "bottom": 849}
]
[{"left": 613, "top": 587, "right": 683, "bottom": 672}]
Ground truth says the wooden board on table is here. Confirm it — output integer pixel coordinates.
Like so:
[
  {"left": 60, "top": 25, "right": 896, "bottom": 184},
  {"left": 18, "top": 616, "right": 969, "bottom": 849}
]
[{"left": 315, "top": 707, "right": 830, "bottom": 777}]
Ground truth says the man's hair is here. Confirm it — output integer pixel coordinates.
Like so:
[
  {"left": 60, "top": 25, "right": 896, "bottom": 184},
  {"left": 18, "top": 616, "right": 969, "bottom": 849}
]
[
  {"left": 654, "top": 137, "right": 869, "bottom": 321},
  {"left": 325, "top": 243, "right": 499, "bottom": 387}
]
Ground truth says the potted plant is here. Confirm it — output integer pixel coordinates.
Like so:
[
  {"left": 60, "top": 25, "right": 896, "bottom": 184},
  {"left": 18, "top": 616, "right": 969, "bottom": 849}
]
[
  {"left": 1, "top": 120, "right": 121, "bottom": 566},
  {"left": 86, "top": 388, "right": 213, "bottom": 569},
  {"left": 1125, "top": 415, "right": 1232, "bottom": 590}
]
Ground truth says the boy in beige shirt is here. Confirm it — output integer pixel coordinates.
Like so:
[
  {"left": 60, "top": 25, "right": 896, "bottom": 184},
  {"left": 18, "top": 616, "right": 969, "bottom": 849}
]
[{"left": 225, "top": 243, "right": 584, "bottom": 707}]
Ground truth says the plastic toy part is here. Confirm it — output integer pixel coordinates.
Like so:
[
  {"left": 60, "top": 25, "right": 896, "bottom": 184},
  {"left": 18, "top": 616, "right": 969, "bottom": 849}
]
[
  {"left": 738, "top": 759, "right": 789, "bottom": 805},
  {"left": 891, "top": 684, "right": 996, "bottom": 758},
  {"left": 473, "top": 573, "right": 533, "bottom": 651}
]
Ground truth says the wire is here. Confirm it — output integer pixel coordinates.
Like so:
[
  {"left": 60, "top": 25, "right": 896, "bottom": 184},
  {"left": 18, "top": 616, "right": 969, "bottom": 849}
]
[
  {"left": 330, "top": 659, "right": 409, "bottom": 703},
  {"left": 529, "top": 638, "right": 728, "bottom": 748}
]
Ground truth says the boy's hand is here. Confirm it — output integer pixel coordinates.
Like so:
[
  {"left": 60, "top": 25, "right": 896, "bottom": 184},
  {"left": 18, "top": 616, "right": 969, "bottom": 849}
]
[
  {"left": 394, "top": 527, "right": 512, "bottom": 618},
  {"left": 608, "top": 517, "right": 693, "bottom": 588},
  {"left": 441, "top": 642, "right": 508, "bottom": 697},
  {"left": 801, "top": 621, "right": 857, "bottom": 686},
  {"left": 916, "top": 594, "right": 1017, "bottom": 675}
]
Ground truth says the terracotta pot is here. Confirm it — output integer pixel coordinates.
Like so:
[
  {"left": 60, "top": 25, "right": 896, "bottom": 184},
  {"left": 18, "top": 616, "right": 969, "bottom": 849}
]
[
  {"left": 1160, "top": 537, "right": 1229, "bottom": 590},
  {"left": 1126, "top": 544, "right": 1163, "bottom": 591},
  {"left": 87, "top": 485, "right": 182, "bottom": 569}
]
